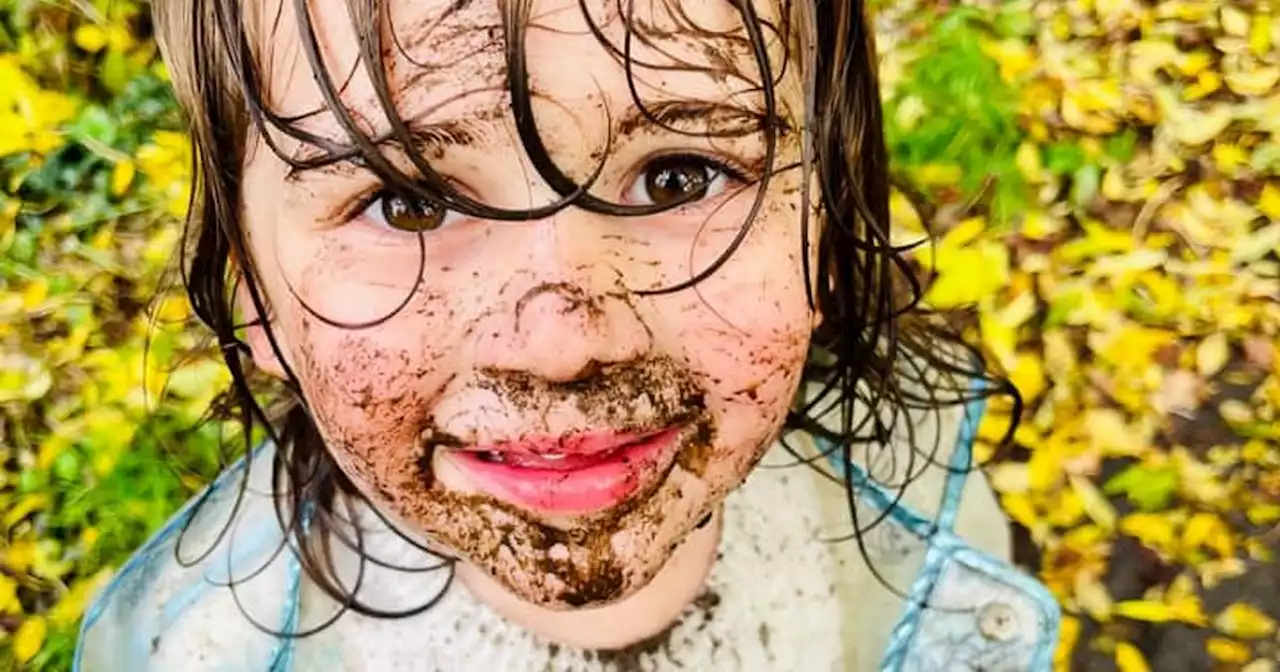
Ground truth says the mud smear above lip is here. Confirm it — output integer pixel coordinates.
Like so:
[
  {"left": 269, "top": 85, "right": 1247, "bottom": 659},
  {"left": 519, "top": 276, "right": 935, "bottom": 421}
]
[{"left": 416, "top": 355, "right": 707, "bottom": 488}]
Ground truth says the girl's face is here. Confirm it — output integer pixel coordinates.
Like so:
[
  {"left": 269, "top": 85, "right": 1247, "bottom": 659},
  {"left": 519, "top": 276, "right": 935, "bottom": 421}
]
[{"left": 241, "top": 0, "right": 814, "bottom": 608}]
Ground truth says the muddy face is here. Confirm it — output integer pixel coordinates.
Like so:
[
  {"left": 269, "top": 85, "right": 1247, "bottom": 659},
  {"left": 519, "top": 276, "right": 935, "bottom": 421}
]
[{"left": 238, "top": 0, "right": 815, "bottom": 608}]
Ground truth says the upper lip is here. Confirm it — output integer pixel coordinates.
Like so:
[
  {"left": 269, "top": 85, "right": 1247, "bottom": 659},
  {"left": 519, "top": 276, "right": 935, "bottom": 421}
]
[{"left": 456, "top": 427, "right": 673, "bottom": 458}]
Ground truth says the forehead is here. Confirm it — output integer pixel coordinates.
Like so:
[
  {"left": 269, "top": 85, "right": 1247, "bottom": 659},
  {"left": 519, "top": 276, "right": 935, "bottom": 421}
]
[{"left": 251, "top": 0, "right": 793, "bottom": 145}]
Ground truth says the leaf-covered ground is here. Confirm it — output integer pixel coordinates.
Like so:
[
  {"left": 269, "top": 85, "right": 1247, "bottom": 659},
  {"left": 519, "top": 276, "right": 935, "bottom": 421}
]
[
  {"left": 878, "top": 2, "right": 1280, "bottom": 670},
  {"left": 0, "top": 0, "right": 1277, "bottom": 670}
]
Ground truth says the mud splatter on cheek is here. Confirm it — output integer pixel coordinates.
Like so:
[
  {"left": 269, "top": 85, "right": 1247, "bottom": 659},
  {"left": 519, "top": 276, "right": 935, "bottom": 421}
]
[
  {"left": 673, "top": 420, "right": 716, "bottom": 476},
  {"left": 288, "top": 303, "right": 459, "bottom": 488}
]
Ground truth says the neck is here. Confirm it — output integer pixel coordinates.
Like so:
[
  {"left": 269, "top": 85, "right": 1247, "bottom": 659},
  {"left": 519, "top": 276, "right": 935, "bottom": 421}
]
[{"left": 455, "top": 509, "right": 724, "bottom": 651}]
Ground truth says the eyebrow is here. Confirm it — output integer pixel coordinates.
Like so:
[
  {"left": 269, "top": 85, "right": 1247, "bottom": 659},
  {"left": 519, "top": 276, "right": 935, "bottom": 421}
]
[
  {"left": 282, "top": 98, "right": 779, "bottom": 184},
  {"left": 282, "top": 108, "right": 494, "bottom": 184}
]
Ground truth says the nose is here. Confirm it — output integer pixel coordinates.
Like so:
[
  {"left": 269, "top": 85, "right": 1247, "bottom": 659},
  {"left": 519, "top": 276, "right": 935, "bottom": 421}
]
[{"left": 471, "top": 222, "right": 652, "bottom": 382}]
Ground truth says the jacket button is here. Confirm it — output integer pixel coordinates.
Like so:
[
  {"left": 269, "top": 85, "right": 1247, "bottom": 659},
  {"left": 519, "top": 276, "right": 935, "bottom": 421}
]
[{"left": 978, "top": 602, "right": 1019, "bottom": 642}]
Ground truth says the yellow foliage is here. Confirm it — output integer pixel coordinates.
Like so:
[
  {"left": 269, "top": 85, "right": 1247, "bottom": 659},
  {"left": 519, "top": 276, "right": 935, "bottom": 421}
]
[
  {"left": 1207, "top": 637, "right": 1253, "bottom": 663},
  {"left": 1114, "top": 598, "right": 1207, "bottom": 626},
  {"left": 1168, "top": 592, "right": 1210, "bottom": 626},
  {"left": 49, "top": 569, "right": 115, "bottom": 627},
  {"left": 1198, "top": 558, "right": 1248, "bottom": 590},
  {"left": 73, "top": 24, "right": 109, "bottom": 53},
  {"left": 13, "top": 616, "right": 47, "bottom": 664},
  {"left": 1181, "top": 512, "right": 1235, "bottom": 560},
  {"left": 1215, "top": 602, "right": 1278, "bottom": 640},
  {"left": 0, "top": 575, "right": 20, "bottom": 614},
  {"left": 1076, "top": 573, "right": 1114, "bottom": 621},
  {"left": 111, "top": 159, "right": 136, "bottom": 196},
  {"left": 1070, "top": 475, "right": 1117, "bottom": 531},
  {"left": 0, "top": 56, "right": 77, "bottom": 157},
  {"left": 1196, "top": 333, "right": 1230, "bottom": 377},
  {"left": 1259, "top": 184, "right": 1280, "bottom": 222},
  {"left": 3, "top": 0, "right": 1279, "bottom": 668},
  {"left": 4, "top": 494, "right": 49, "bottom": 528},
  {"left": 1114, "top": 641, "right": 1151, "bottom": 672},
  {"left": 1120, "top": 512, "right": 1179, "bottom": 554},
  {"left": 1053, "top": 615, "right": 1080, "bottom": 671}
]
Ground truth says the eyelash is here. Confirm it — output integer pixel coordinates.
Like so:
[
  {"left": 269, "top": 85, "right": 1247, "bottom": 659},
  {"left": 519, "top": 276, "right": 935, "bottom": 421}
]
[
  {"left": 348, "top": 152, "right": 756, "bottom": 233},
  {"left": 627, "top": 152, "right": 753, "bottom": 205}
]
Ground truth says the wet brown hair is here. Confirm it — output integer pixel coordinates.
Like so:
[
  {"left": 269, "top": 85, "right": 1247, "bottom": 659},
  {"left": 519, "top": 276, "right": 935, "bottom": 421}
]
[{"left": 150, "top": 0, "right": 1019, "bottom": 635}]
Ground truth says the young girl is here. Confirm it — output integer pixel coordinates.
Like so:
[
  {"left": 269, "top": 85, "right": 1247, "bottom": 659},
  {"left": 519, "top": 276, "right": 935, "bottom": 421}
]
[{"left": 76, "top": 0, "right": 1059, "bottom": 669}]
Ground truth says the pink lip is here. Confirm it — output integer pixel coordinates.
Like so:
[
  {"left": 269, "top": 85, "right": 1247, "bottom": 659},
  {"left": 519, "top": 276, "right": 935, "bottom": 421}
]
[{"left": 446, "top": 428, "right": 684, "bottom": 515}]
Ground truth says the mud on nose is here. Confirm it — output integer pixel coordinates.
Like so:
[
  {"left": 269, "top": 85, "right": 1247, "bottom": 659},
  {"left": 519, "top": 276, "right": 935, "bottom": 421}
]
[
  {"left": 472, "top": 280, "right": 653, "bottom": 383},
  {"left": 513, "top": 281, "right": 602, "bottom": 334}
]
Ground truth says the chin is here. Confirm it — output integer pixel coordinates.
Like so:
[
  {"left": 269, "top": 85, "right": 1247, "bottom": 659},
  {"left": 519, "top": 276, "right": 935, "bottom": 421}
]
[{"left": 338, "top": 410, "right": 774, "bottom": 610}]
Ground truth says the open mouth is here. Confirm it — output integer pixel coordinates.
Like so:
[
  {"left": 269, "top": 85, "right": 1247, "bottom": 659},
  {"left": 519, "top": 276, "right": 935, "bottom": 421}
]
[{"left": 444, "top": 427, "right": 687, "bottom": 516}]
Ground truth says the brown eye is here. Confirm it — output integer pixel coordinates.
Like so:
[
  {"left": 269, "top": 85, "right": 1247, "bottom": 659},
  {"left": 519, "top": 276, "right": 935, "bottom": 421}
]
[
  {"left": 378, "top": 192, "right": 449, "bottom": 232},
  {"left": 635, "top": 156, "right": 727, "bottom": 208}
]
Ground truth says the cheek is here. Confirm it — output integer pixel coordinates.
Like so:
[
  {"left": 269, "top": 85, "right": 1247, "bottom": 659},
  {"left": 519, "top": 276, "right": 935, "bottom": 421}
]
[
  {"left": 269, "top": 233, "right": 482, "bottom": 466},
  {"left": 662, "top": 205, "right": 813, "bottom": 465},
  {"left": 284, "top": 314, "right": 457, "bottom": 486},
  {"left": 680, "top": 301, "right": 809, "bottom": 442}
]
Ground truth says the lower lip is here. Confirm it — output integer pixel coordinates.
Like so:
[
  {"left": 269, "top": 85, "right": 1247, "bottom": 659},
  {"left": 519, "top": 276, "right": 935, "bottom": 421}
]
[{"left": 446, "top": 429, "right": 684, "bottom": 515}]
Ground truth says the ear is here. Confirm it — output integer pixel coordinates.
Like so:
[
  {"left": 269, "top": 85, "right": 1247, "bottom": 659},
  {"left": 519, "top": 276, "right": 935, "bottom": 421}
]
[{"left": 235, "top": 276, "right": 288, "bottom": 380}]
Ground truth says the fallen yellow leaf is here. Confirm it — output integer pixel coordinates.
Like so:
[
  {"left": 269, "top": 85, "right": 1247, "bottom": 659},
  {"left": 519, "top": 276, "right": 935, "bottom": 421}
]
[
  {"left": 1115, "top": 599, "right": 1180, "bottom": 623},
  {"left": 49, "top": 567, "right": 115, "bottom": 626},
  {"left": 1196, "top": 333, "right": 1230, "bottom": 377},
  {"left": 1250, "top": 14, "right": 1273, "bottom": 57},
  {"left": 1083, "top": 407, "right": 1149, "bottom": 457},
  {"left": 1075, "top": 573, "right": 1114, "bottom": 621},
  {"left": 1054, "top": 615, "right": 1080, "bottom": 671},
  {"left": 110, "top": 159, "right": 136, "bottom": 197},
  {"left": 1215, "top": 602, "right": 1277, "bottom": 640},
  {"left": 1140, "top": 596, "right": 1208, "bottom": 625},
  {"left": 1182, "top": 512, "right": 1235, "bottom": 560},
  {"left": 988, "top": 462, "right": 1031, "bottom": 494},
  {"left": 0, "top": 574, "right": 19, "bottom": 614},
  {"left": 1246, "top": 502, "right": 1280, "bottom": 525},
  {"left": 1071, "top": 475, "right": 1118, "bottom": 531},
  {"left": 72, "top": 24, "right": 108, "bottom": 53},
  {"left": 1010, "top": 352, "right": 1047, "bottom": 403},
  {"left": 13, "top": 615, "right": 47, "bottom": 664},
  {"left": 1219, "top": 399, "right": 1255, "bottom": 425},
  {"left": 1232, "top": 223, "right": 1280, "bottom": 264},
  {"left": 1169, "top": 592, "right": 1211, "bottom": 626},
  {"left": 1213, "top": 142, "right": 1249, "bottom": 174},
  {"left": 1199, "top": 558, "right": 1249, "bottom": 589},
  {"left": 1226, "top": 64, "right": 1280, "bottom": 97},
  {"left": 1220, "top": 6, "right": 1251, "bottom": 37},
  {"left": 1168, "top": 103, "right": 1234, "bottom": 146},
  {"left": 1207, "top": 636, "right": 1252, "bottom": 664},
  {"left": 914, "top": 162, "right": 963, "bottom": 187},
  {"left": 3, "top": 493, "right": 49, "bottom": 527},
  {"left": 925, "top": 242, "right": 1011, "bottom": 309},
  {"left": 1114, "top": 641, "right": 1151, "bottom": 672}
]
